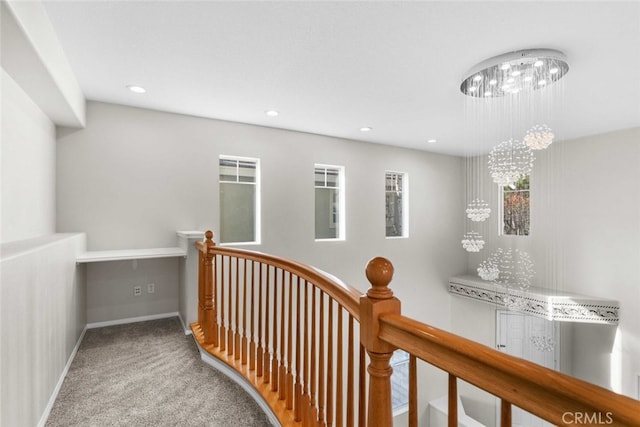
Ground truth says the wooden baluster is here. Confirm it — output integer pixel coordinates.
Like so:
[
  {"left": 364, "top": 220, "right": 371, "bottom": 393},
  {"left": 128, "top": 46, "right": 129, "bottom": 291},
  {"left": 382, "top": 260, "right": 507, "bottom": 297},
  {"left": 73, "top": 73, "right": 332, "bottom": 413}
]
[
  {"left": 263, "top": 265, "right": 271, "bottom": 384},
  {"left": 310, "top": 287, "right": 318, "bottom": 425},
  {"left": 257, "top": 263, "right": 264, "bottom": 377},
  {"left": 346, "top": 316, "right": 354, "bottom": 427},
  {"left": 241, "top": 258, "right": 248, "bottom": 365},
  {"left": 234, "top": 256, "right": 241, "bottom": 360},
  {"left": 409, "top": 355, "right": 417, "bottom": 427},
  {"left": 249, "top": 260, "right": 257, "bottom": 371},
  {"left": 203, "top": 231, "right": 216, "bottom": 345},
  {"left": 219, "top": 255, "right": 226, "bottom": 352},
  {"left": 302, "top": 281, "right": 310, "bottom": 427},
  {"left": 501, "top": 399, "right": 512, "bottom": 427},
  {"left": 336, "top": 306, "right": 343, "bottom": 427},
  {"left": 358, "top": 344, "right": 366, "bottom": 427},
  {"left": 198, "top": 250, "right": 204, "bottom": 326},
  {"left": 318, "top": 292, "right": 326, "bottom": 427},
  {"left": 279, "top": 270, "right": 287, "bottom": 400},
  {"left": 326, "top": 298, "right": 334, "bottom": 427},
  {"left": 271, "top": 268, "right": 280, "bottom": 392},
  {"left": 227, "top": 257, "right": 238, "bottom": 356},
  {"left": 213, "top": 253, "right": 219, "bottom": 348},
  {"left": 448, "top": 374, "right": 458, "bottom": 427},
  {"left": 286, "top": 274, "right": 295, "bottom": 409},
  {"left": 294, "top": 277, "right": 303, "bottom": 420},
  {"left": 360, "top": 257, "right": 399, "bottom": 427}
]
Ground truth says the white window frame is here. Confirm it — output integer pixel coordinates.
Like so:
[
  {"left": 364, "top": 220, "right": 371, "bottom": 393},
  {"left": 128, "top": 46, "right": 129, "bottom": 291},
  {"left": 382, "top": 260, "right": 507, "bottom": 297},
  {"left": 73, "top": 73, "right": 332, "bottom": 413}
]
[
  {"left": 499, "top": 174, "right": 530, "bottom": 237},
  {"left": 385, "top": 171, "right": 409, "bottom": 239},
  {"left": 219, "top": 155, "right": 261, "bottom": 245},
  {"left": 314, "top": 164, "right": 346, "bottom": 242}
]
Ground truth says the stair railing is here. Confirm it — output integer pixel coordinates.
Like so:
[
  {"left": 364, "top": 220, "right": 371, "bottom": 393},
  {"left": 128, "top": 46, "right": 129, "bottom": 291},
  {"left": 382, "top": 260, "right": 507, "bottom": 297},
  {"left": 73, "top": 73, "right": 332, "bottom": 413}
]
[{"left": 192, "top": 231, "right": 640, "bottom": 426}]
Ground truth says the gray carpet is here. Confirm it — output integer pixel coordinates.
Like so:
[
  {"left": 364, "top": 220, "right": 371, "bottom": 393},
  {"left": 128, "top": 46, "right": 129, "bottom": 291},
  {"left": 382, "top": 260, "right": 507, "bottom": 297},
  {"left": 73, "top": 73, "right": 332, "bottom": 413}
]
[{"left": 46, "top": 317, "right": 272, "bottom": 427}]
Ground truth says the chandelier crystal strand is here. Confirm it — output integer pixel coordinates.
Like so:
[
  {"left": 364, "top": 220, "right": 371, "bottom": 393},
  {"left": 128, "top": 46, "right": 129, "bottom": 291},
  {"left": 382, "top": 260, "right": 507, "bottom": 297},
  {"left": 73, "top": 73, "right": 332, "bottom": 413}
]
[
  {"left": 466, "top": 198, "right": 491, "bottom": 222},
  {"left": 530, "top": 335, "right": 554, "bottom": 352},
  {"left": 461, "top": 231, "right": 485, "bottom": 252},
  {"left": 477, "top": 248, "right": 535, "bottom": 307},
  {"left": 488, "top": 138, "right": 535, "bottom": 186},
  {"left": 524, "top": 124, "right": 555, "bottom": 150}
]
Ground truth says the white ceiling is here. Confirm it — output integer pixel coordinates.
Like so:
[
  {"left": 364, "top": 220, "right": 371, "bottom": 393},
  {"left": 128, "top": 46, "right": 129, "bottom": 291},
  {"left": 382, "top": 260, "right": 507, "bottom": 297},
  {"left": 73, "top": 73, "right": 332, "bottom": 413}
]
[{"left": 42, "top": 1, "right": 640, "bottom": 156}]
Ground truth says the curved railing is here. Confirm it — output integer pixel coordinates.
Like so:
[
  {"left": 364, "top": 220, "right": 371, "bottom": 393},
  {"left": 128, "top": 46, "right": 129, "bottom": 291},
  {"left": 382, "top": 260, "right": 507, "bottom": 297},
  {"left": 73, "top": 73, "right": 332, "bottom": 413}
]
[
  {"left": 191, "top": 231, "right": 640, "bottom": 426},
  {"left": 191, "top": 231, "right": 366, "bottom": 426}
]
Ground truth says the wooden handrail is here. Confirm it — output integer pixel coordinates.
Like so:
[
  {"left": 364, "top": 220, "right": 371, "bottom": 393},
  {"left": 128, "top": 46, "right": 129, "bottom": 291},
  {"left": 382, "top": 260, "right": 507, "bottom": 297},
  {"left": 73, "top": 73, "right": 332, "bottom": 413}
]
[
  {"left": 377, "top": 312, "right": 640, "bottom": 426},
  {"left": 192, "top": 232, "right": 640, "bottom": 426}
]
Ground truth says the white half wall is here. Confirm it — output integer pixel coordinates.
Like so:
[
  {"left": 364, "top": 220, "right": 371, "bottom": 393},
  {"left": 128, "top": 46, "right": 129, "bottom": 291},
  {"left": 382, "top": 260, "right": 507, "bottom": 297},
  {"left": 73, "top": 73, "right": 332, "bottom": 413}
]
[
  {"left": 1, "top": 69, "right": 56, "bottom": 243},
  {"left": 0, "top": 233, "right": 87, "bottom": 427}
]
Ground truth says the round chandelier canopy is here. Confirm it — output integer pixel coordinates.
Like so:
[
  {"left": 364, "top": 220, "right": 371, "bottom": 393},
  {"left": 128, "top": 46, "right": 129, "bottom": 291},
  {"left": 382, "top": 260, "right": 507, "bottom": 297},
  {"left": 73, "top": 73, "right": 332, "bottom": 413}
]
[{"left": 460, "top": 48, "right": 569, "bottom": 98}]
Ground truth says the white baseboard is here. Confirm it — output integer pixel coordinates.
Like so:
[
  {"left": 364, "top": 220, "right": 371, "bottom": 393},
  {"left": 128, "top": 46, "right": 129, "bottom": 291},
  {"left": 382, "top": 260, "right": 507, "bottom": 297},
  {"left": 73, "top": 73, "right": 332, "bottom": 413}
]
[
  {"left": 195, "top": 340, "right": 279, "bottom": 426},
  {"left": 86, "top": 312, "right": 179, "bottom": 329},
  {"left": 37, "top": 325, "right": 88, "bottom": 427},
  {"left": 177, "top": 313, "right": 193, "bottom": 335}
]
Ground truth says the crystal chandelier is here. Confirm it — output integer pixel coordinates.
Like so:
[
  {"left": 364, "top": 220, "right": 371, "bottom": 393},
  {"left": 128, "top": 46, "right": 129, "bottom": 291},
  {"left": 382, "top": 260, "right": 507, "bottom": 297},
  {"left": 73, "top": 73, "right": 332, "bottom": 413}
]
[
  {"left": 488, "top": 138, "right": 534, "bottom": 186},
  {"left": 466, "top": 199, "right": 491, "bottom": 222},
  {"left": 460, "top": 48, "right": 569, "bottom": 98},
  {"left": 524, "top": 124, "right": 555, "bottom": 150},
  {"left": 461, "top": 231, "right": 485, "bottom": 252}
]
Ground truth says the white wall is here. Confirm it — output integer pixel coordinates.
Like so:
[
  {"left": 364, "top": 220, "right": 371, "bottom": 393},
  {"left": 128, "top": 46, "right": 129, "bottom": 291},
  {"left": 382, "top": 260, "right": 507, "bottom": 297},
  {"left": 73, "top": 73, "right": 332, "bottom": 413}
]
[
  {"left": 86, "top": 258, "right": 179, "bottom": 323},
  {"left": 56, "top": 101, "right": 467, "bottom": 422},
  {"left": 1, "top": 69, "right": 56, "bottom": 243},
  {"left": 0, "top": 233, "right": 87, "bottom": 427},
  {"left": 454, "top": 128, "right": 640, "bottom": 423}
]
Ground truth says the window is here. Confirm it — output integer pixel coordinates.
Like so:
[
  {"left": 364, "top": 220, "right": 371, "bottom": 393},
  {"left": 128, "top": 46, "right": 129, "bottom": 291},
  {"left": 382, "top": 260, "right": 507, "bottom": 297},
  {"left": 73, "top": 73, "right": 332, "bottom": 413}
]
[
  {"left": 391, "top": 350, "right": 410, "bottom": 414},
  {"left": 314, "top": 165, "right": 345, "bottom": 240},
  {"left": 219, "top": 156, "right": 260, "bottom": 244},
  {"left": 385, "top": 172, "right": 408, "bottom": 238},
  {"left": 501, "top": 174, "right": 530, "bottom": 236}
]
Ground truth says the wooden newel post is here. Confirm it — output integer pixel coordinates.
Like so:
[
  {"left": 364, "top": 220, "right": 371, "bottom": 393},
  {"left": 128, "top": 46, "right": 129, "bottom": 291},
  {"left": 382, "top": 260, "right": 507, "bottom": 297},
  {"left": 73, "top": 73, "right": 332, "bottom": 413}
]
[
  {"left": 203, "top": 230, "right": 217, "bottom": 345},
  {"left": 360, "top": 257, "right": 400, "bottom": 427}
]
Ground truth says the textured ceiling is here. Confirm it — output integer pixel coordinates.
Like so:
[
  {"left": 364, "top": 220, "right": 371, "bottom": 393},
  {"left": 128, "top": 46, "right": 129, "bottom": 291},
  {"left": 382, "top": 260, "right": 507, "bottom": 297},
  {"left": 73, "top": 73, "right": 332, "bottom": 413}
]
[{"left": 42, "top": 1, "right": 640, "bottom": 155}]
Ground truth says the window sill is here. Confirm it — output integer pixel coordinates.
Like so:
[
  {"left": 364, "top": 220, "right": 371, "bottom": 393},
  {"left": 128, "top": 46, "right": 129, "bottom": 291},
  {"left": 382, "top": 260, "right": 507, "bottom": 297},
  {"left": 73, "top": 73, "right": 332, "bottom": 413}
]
[{"left": 220, "top": 241, "right": 261, "bottom": 247}]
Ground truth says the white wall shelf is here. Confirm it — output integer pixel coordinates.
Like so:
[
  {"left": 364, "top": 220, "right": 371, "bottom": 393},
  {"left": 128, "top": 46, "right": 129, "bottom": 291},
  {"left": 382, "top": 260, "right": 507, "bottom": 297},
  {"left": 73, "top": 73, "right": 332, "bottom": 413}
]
[
  {"left": 449, "top": 275, "right": 619, "bottom": 324},
  {"left": 76, "top": 247, "right": 186, "bottom": 263}
]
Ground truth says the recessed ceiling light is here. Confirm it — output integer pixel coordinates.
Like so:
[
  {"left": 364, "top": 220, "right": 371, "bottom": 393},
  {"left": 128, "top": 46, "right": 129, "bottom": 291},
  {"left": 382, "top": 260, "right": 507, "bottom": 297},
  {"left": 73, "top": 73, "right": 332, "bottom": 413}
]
[
  {"left": 549, "top": 67, "right": 559, "bottom": 74},
  {"left": 360, "top": 127, "right": 372, "bottom": 132},
  {"left": 473, "top": 75, "right": 483, "bottom": 82},
  {"left": 511, "top": 70, "right": 522, "bottom": 77},
  {"left": 538, "top": 79, "right": 547, "bottom": 86},
  {"left": 489, "top": 79, "right": 497, "bottom": 86},
  {"left": 126, "top": 85, "right": 146, "bottom": 93},
  {"left": 265, "top": 110, "right": 279, "bottom": 117},
  {"left": 427, "top": 139, "right": 437, "bottom": 143},
  {"left": 468, "top": 86, "right": 478, "bottom": 92},
  {"left": 534, "top": 60, "right": 544, "bottom": 67},
  {"left": 500, "top": 63, "right": 510, "bottom": 70}
]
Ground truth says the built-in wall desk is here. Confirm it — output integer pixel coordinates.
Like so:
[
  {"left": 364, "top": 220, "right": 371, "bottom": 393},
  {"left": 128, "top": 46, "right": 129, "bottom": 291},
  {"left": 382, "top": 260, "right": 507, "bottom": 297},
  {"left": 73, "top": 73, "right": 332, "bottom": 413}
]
[{"left": 76, "top": 247, "right": 186, "bottom": 263}]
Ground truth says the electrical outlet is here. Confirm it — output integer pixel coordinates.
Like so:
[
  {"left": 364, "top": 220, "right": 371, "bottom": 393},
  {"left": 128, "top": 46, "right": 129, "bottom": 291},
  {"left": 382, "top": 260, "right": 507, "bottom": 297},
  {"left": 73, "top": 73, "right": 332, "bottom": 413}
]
[
  {"left": 134, "top": 286, "right": 142, "bottom": 296},
  {"left": 147, "top": 283, "right": 155, "bottom": 294}
]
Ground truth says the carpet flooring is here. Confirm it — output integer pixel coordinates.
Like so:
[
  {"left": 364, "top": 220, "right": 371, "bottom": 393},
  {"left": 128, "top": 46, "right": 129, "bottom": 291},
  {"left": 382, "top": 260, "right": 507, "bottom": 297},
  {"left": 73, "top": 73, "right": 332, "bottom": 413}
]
[{"left": 46, "top": 317, "right": 272, "bottom": 427}]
